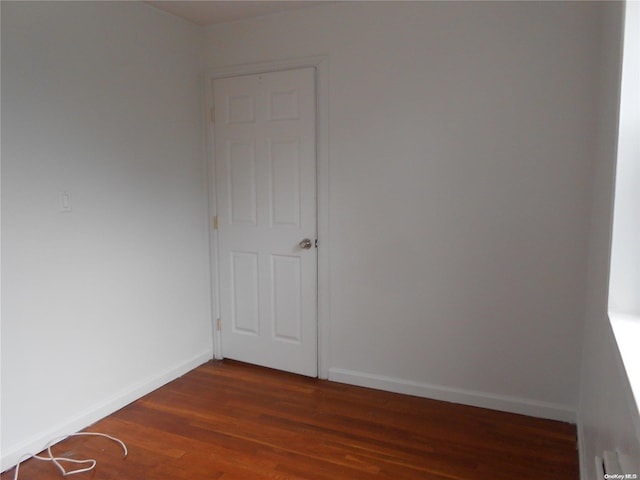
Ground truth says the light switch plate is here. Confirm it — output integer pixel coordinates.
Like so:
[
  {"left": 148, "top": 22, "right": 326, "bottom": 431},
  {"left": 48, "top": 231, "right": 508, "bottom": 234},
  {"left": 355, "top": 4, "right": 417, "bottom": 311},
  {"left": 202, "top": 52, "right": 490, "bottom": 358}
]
[{"left": 59, "top": 191, "right": 72, "bottom": 212}]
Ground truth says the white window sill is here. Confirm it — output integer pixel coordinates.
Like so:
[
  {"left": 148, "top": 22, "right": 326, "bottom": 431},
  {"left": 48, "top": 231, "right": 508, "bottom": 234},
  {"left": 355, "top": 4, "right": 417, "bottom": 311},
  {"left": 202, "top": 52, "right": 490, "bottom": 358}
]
[{"left": 609, "top": 312, "right": 640, "bottom": 436}]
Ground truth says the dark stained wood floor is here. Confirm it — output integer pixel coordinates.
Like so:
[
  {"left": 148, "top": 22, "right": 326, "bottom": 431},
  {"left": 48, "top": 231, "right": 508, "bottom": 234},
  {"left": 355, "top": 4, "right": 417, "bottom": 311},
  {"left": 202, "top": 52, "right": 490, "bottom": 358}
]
[{"left": 2, "top": 360, "right": 579, "bottom": 479}]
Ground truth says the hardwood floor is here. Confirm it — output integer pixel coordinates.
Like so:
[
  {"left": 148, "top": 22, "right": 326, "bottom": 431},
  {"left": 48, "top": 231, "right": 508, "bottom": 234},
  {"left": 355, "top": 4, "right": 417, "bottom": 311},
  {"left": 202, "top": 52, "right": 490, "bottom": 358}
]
[{"left": 2, "top": 360, "right": 579, "bottom": 479}]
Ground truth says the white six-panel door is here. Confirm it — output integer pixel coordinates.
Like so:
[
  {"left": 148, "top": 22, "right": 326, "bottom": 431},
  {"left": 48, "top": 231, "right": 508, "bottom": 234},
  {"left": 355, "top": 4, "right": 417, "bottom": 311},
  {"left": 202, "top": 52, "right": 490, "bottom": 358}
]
[{"left": 214, "top": 68, "right": 317, "bottom": 377}]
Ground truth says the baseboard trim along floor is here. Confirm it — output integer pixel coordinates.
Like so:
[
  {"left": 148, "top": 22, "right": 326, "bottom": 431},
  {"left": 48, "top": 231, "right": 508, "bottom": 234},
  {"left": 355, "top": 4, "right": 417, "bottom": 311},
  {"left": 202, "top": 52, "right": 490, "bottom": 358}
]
[
  {"left": 1, "top": 351, "right": 212, "bottom": 472},
  {"left": 328, "top": 367, "right": 576, "bottom": 423}
]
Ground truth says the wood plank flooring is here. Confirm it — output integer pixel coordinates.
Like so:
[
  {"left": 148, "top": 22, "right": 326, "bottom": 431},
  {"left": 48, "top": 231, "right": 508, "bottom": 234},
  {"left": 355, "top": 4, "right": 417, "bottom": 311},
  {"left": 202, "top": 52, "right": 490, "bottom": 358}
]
[{"left": 2, "top": 360, "right": 579, "bottom": 479}]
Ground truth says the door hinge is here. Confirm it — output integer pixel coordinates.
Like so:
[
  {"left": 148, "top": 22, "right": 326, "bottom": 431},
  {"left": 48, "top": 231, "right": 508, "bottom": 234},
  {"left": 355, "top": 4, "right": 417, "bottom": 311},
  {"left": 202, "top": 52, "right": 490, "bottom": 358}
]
[
  {"left": 212, "top": 215, "right": 218, "bottom": 230},
  {"left": 216, "top": 318, "right": 222, "bottom": 331},
  {"left": 210, "top": 107, "right": 215, "bottom": 124}
]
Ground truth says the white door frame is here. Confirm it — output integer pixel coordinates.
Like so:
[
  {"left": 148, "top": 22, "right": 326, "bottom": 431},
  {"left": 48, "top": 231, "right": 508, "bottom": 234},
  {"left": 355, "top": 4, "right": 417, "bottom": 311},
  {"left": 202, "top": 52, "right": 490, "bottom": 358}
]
[{"left": 205, "top": 56, "right": 330, "bottom": 379}]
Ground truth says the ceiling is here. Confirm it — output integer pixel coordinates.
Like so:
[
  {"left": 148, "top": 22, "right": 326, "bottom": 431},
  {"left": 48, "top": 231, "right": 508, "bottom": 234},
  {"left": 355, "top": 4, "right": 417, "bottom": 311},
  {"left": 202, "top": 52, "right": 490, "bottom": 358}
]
[{"left": 145, "top": 1, "right": 328, "bottom": 26}]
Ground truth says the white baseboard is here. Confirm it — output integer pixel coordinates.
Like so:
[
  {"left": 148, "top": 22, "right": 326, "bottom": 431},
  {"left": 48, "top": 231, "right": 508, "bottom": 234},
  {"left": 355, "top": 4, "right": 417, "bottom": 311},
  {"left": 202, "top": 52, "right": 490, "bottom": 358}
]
[
  {"left": 1, "top": 351, "right": 212, "bottom": 473},
  {"left": 328, "top": 367, "right": 577, "bottom": 423}
]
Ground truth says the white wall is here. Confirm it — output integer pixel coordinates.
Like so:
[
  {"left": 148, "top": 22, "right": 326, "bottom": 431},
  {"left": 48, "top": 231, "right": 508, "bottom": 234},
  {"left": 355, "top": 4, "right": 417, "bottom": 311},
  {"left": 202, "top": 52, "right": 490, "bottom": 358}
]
[
  {"left": 1, "top": 1, "right": 211, "bottom": 469},
  {"left": 578, "top": 2, "right": 640, "bottom": 478},
  {"left": 205, "top": 2, "right": 604, "bottom": 420}
]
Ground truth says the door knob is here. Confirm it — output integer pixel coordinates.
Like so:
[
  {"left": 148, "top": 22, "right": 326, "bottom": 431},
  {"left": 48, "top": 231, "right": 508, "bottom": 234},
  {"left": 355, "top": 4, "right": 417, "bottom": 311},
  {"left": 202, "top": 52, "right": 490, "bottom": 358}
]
[{"left": 299, "top": 238, "right": 313, "bottom": 250}]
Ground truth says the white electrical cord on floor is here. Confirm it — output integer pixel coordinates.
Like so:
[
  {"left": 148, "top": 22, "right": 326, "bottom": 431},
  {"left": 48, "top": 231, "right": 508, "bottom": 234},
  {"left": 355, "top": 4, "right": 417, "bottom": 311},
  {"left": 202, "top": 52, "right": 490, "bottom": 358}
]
[{"left": 12, "top": 432, "right": 128, "bottom": 480}]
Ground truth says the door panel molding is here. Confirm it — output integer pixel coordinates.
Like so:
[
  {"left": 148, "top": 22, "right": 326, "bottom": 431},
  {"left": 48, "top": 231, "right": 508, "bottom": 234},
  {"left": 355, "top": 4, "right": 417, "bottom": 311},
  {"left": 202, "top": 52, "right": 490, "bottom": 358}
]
[{"left": 205, "top": 56, "right": 330, "bottom": 379}]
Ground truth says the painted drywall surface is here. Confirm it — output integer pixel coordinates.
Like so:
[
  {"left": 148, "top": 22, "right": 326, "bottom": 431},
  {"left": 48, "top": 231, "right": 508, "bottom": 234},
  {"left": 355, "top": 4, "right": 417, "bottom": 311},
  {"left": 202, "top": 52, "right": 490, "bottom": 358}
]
[
  {"left": 578, "top": 2, "right": 640, "bottom": 478},
  {"left": 1, "top": 1, "right": 211, "bottom": 466},
  {"left": 205, "top": 2, "right": 602, "bottom": 413}
]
